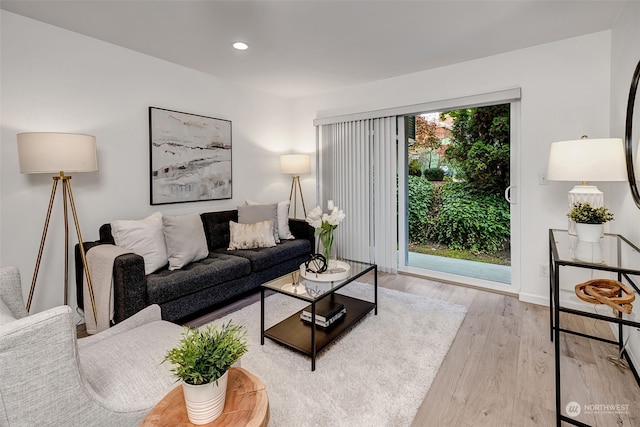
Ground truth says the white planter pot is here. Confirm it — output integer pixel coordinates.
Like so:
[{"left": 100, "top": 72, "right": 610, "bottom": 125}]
[
  {"left": 574, "top": 223, "right": 604, "bottom": 263},
  {"left": 575, "top": 223, "right": 603, "bottom": 243},
  {"left": 182, "top": 371, "right": 228, "bottom": 425}
]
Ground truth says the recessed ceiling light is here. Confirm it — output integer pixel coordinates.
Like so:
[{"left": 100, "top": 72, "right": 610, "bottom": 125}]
[{"left": 232, "top": 42, "right": 249, "bottom": 51}]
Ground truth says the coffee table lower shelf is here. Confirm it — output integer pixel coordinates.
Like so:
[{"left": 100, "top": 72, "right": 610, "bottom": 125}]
[{"left": 264, "top": 293, "right": 374, "bottom": 363}]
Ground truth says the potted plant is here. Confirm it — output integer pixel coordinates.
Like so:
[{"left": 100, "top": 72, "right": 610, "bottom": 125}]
[
  {"left": 567, "top": 202, "right": 614, "bottom": 263},
  {"left": 163, "top": 320, "right": 248, "bottom": 425},
  {"left": 567, "top": 202, "right": 614, "bottom": 242}
]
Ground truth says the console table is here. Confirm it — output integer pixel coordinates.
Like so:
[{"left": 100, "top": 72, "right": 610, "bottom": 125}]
[{"left": 549, "top": 229, "right": 640, "bottom": 426}]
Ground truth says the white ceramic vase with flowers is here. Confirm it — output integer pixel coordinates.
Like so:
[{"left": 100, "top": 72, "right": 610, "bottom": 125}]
[{"left": 306, "top": 200, "right": 345, "bottom": 264}]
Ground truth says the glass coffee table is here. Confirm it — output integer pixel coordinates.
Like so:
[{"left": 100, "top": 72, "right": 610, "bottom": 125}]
[{"left": 260, "top": 259, "right": 377, "bottom": 371}]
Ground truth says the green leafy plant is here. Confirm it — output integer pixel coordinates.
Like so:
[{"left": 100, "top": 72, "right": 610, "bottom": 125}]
[
  {"left": 408, "top": 159, "right": 422, "bottom": 177},
  {"left": 442, "top": 104, "right": 510, "bottom": 195},
  {"left": 163, "top": 321, "right": 248, "bottom": 385},
  {"left": 407, "top": 175, "right": 434, "bottom": 244},
  {"left": 431, "top": 182, "right": 510, "bottom": 253},
  {"left": 423, "top": 167, "right": 445, "bottom": 181},
  {"left": 567, "top": 202, "right": 614, "bottom": 224}
]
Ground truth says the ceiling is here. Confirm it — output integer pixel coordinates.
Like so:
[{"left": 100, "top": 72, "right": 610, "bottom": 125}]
[{"left": 1, "top": 1, "right": 625, "bottom": 98}]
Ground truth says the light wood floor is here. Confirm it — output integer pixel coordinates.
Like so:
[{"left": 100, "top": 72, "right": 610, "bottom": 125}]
[{"left": 189, "top": 271, "right": 640, "bottom": 426}]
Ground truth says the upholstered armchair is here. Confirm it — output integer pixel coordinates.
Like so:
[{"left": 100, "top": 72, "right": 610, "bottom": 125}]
[{"left": 0, "top": 266, "right": 184, "bottom": 426}]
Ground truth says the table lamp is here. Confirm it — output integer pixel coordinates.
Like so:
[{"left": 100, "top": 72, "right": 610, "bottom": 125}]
[
  {"left": 547, "top": 136, "right": 627, "bottom": 233},
  {"left": 17, "top": 132, "right": 99, "bottom": 320},
  {"left": 280, "top": 154, "right": 310, "bottom": 219}
]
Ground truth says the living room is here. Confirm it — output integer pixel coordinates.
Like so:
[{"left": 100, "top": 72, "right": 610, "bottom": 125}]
[{"left": 1, "top": 1, "right": 640, "bottom": 425}]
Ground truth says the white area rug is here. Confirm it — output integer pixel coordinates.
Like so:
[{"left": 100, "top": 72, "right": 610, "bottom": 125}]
[{"left": 214, "top": 282, "right": 467, "bottom": 427}]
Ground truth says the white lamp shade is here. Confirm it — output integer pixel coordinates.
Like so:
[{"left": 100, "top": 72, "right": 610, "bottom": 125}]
[
  {"left": 17, "top": 132, "right": 98, "bottom": 174},
  {"left": 546, "top": 138, "right": 627, "bottom": 182},
  {"left": 280, "top": 154, "right": 310, "bottom": 175}
]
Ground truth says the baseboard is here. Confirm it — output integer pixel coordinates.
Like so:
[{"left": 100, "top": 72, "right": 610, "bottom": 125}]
[{"left": 518, "top": 292, "right": 549, "bottom": 307}]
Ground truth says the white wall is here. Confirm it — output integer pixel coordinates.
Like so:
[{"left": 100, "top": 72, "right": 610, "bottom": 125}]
[
  {"left": 0, "top": 11, "right": 299, "bottom": 314},
  {"left": 292, "top": 30, "right": 614, "bottom": 305},
  {"left": 609, "top": 0, "right": 640, "bottom": 375}
]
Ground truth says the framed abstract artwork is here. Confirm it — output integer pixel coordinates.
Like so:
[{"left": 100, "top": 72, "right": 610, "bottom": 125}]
[{"left": 149, "top": 107, "right": 232, "bottom": 205}]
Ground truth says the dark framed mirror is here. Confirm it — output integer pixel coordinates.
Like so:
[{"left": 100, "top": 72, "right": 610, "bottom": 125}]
[{"left": 625, "top": 59, "right": 640, "bottom": 209}]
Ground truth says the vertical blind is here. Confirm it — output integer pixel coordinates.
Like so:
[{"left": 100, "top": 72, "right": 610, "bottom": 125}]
[{"left": 318, "top": 117, "right": 397, "bottom": 273}]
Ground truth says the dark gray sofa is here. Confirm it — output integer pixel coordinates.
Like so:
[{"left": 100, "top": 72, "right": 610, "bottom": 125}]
[{"left": 75, "top": 210, "right": 314, "bottom": 323}]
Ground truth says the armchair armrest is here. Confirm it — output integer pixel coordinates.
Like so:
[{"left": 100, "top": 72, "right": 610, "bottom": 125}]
[
  {"left": 77, "top": 304, "right": 162, "bottom": 349},
  {"left": 0, "top": 266, "right": 28, "bottom": 319},
  {"left": 0, "top": 306, "right": 105, "bottom": 424}
]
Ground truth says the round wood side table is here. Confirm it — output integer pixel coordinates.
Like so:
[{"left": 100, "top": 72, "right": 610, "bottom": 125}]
[{"left": 140, "top": 367, "right": 269, "bottom": 427}]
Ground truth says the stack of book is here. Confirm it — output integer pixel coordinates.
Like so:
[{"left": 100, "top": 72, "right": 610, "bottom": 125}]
[{"left": 300, "top": 299, "right": 346, "bottom": 328}]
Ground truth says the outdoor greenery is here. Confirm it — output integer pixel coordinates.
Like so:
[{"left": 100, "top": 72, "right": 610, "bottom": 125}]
[
  {"left": 407, "top": 175, "right": 433, "bottom": 244},
  {"left": 567, "top": 202, "right": 614, "bottom": 224},
  {"left": 442, "top": 104, "right": 510, "bottom": 195},
  {"left": 164, "top": 321, "right": 248, "bottom": 385},
  {"left": 410, "top": 115, "right": 444, "bottom": 169},
  {"left": 408, "top": 159, "right": 422, "bottom": 177},
  {"left": 423, "top": 167, "right": 445, "bottom": 181},
  {"left": 407, "top": 104, "right": 511, "bottom": 259},
  {"left": 431, "top": 183, "right": 510, "bottom": 253},
  {"left": 408, "top": 179, "right": 510, "bottom": 254}
]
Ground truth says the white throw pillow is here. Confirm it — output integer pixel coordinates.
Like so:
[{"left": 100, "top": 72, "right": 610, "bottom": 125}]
[
  {"left": 245, "top": 199, "right": 295, "bottom": 240},
  {"left": 111, "top": 212, "right": 168, "bottom": 274},
  {"left": 238, "top": 204, "right": 280, "bottom": 243},
  {"left": 162, "top": 213, "right": 209, "bottom": 270},
  {"left": 228, "top": 220, "right": 276, "bottom": 250}
]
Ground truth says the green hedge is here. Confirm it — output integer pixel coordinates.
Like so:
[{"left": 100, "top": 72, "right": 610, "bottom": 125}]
[
  {"left": 407, "top": 175, "right": 433, "bottom": 244},
  {"left": 432, "top": 183, "right": 510, "bottom": 253},
  {"left": 407, "top": 178, "right": 510, "bottom": 253},
  {"left": 423, "top": 168, "right": 445, "bottom": 181}
]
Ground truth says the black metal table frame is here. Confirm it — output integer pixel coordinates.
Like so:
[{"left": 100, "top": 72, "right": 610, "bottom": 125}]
[
  {"left": 260, "top": 260, "right": 377, "bottom": 371},
  {"left": 549, "top": 229, "right": 640, "bottom": 427}
]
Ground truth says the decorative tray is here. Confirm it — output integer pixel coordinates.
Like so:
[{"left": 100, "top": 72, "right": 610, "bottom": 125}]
[{"left": 299, "top": 260, "right": 351, "bottom": 282}]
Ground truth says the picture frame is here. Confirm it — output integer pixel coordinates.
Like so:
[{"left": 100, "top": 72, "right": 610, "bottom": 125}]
[{"left": 149, "top": 107, "right": 232, "bottom": 205}]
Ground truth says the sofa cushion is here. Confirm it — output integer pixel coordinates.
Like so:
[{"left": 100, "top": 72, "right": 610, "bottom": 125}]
[
  {"left": 110, "top": 212, "right": 168, "bottom": 275},
  {"left": 246, "top": 199, "right": 295, "bottom": 240},
  {"left": 216, "top": 238, "right": 311, "bottom": 272},
  {"left": 162, "top": 213, "right": 209, "bottom": 270},
  {"left": 145, "top": 253, "right": 251, "bottom": 304},
  {"left": 238, "top": 204, "right": 280, "bottom": 243},
  {"left": 228, "top": 220, "right": 276, "bottom": 250}
]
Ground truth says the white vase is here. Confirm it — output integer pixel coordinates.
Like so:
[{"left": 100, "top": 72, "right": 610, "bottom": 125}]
[
  {"left": 574, "top": 223, "right": 604, "bottom": 263},
  {"left": 575, "top": 223, "right": 603, "bottom": 243},
  {"left": 182, "top": 371, "right": 228, "bottom": 425}
]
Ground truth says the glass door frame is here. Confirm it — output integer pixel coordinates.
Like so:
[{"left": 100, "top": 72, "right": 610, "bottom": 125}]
[{"left": 397, "top": 100, "right": 521, "bottom": 295}]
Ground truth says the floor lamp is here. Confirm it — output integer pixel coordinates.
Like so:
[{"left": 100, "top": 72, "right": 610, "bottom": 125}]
[
  {"left": 17, "top": 132, "right": 99, "bottom": 322},
  {"left": 280, "top": 154, "right": 310, "bottom": 219}
]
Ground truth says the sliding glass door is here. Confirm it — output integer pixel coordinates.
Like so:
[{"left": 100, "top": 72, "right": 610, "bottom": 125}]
[{"left": 398, "top": 101, "right": 520, "bottom": 294}]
